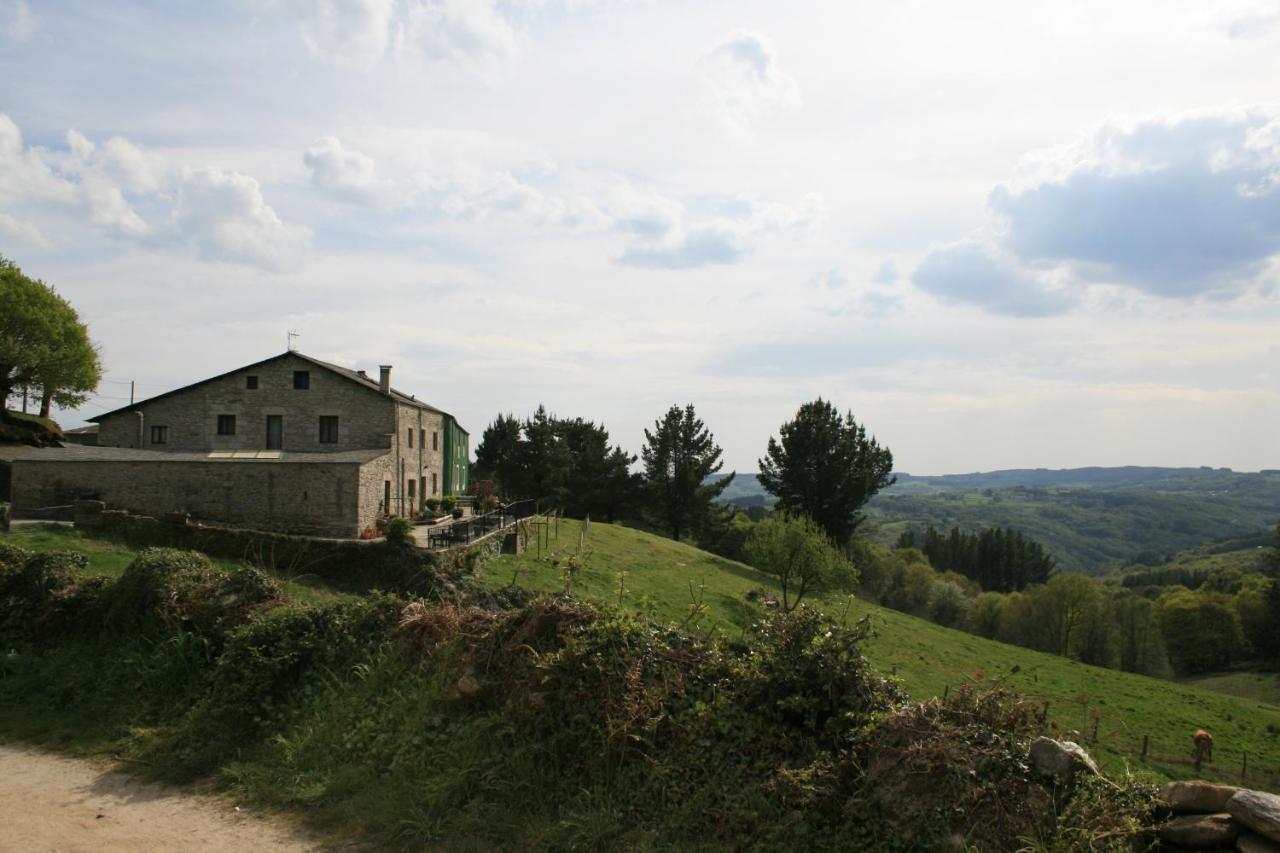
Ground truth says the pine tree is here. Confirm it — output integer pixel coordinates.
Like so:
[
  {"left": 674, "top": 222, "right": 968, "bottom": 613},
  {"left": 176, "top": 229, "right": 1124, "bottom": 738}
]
[
  {"left": 641, "top": 404, "right": 734, "bottom": 541},
  {"left": 758, "top": 399, "right": 895, "bottom": 546}
]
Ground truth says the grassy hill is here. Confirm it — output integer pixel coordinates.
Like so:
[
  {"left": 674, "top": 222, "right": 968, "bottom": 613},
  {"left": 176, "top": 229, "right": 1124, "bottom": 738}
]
[
  {"left": 716, "top": 468, "right": 1280, "bottom": 572},
  {"left": 482, "top": 519, "right": 1280, "bottom": 790}
]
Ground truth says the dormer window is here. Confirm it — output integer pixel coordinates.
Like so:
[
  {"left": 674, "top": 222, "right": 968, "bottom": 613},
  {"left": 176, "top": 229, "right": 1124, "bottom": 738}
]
[
  {"left": 293, "top": 370, "right": 310, "bottom": 390},
  {"left": 246, "top": 375, "right": 259, "bottom": 389}
]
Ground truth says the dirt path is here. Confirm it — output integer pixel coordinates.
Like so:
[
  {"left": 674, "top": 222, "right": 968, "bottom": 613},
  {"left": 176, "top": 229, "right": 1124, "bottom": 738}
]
[{"left": 0, "top": 744, "right": 324, "bottom": 852}]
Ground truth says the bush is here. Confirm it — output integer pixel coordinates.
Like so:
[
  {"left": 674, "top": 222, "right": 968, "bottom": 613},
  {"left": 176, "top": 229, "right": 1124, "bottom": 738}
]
[
  {"left": 425, "top": 497, "right": 440, "bottom": 512},
  {"left": 441, "top": 495, "right": 457, "bottom": 512},
  {"left": 384, "top": 515, "right": 414, "bottom": 543},
  {"left": 0, "top": 549, "right": 92, "bottom": 640},
  {"left": 104, "top": 548, "right": 282, "bottom": 641}
]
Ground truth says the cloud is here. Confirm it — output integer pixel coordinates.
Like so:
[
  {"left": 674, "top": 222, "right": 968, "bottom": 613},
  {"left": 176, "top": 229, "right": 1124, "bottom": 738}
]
[
  {"left": 1208, "top": 1, "right": 1280, "bottom": 38},
  {"left": 398, "top": 0, "right": 517, "bottom": 66},
  {"left": 293, "top": 0, "right": 395, "bottom": 70},
  {"left": 617, "top": 193, "right": 820, "bottom": 269},
  {"left": 1, "top": 0, "right": 35, "bottom": 42},
  {"left": 698, "top": 30, "right": 799, "bottom": 133},
  {"left": 172, "top": 168, "right": 311, "bottom": 270},
  {"left": 0, "top": 112, "right": 308, "bottom": 269},
  {"left": 989, "top": 107, "right": 1280, "bottom": 297},
  {"left": 873, "top": 260, "right": 898, "bottom": 285},
  {"left": 912, "top": 240, "right": 1077, "bottom": 317},
  {"left": 810, "top": 267, "right": 849, "bottom": 289},
  {"left": 304, "top": 136, "right": 387, "bottom": 202},
  {"left": 286, "top": 0, "right": 517, "bottom": 70}
]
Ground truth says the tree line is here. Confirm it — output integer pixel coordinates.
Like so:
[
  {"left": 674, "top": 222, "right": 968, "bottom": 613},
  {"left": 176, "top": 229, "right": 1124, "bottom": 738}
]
[{"left": 895, "top": 525, "right": 1055, "bottom": 592}]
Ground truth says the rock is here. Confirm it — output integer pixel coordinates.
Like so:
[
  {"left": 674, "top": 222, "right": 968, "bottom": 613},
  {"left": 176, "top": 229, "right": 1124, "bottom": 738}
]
[
  {"left": 1229, "top": 791, "right": 1280, "bottom": 844},
  {"left": 1239, "top": 832, "right": 1280, "bottom": 853},
  {"left": 1163, "top": 781, "right": 1241, "bottom": 814},
  {"left": 1028, "top": 736, "right": 1100, "bottom": 780},
  {"left": 455, "top": 672, "right": 482, "bottom": 701},
  {"left": 1158, "top": 813, "right": 1242, "bottom": 847}
]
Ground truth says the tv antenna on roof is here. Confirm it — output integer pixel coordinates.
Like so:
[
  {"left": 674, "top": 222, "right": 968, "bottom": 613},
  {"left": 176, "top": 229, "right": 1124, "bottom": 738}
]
[{"left": 287, "top": 330, "right": 300, "bottom": 351}]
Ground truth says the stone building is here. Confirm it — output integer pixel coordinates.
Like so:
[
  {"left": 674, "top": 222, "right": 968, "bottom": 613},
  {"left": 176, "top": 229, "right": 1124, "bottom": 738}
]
[{"left": 9, "top": 351, "right": 470, "bottom": 537}]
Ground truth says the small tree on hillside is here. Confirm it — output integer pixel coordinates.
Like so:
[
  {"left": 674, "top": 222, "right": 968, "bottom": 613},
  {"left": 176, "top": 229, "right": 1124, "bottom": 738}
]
[
  {"left": 744, "top": 513, "right": 856, "bottom": 611},
  {"left": 1, "top": 255, "right": 101, "bottom": 421},
  {"left": 641, "top": 403, "right": 734, "bottom": 541},
  {"left": 758, "top": 399, "right": 895, "bottom": 546}
]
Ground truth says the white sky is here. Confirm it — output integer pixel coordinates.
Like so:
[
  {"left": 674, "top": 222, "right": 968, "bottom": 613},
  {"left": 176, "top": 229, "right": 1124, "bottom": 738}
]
[{"left": 2, "top": 0, "right": 1279, "bottom": 474}]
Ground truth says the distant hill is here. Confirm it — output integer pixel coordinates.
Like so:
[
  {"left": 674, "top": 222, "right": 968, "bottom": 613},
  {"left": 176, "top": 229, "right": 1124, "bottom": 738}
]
[{"left": 712, "top": 467, "right": 1280, "bottom": 573}]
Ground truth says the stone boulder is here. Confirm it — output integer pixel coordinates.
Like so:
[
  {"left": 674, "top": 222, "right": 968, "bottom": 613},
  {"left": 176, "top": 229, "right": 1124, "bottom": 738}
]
[
  {"left": 1229, "top": 791, "right": 1280, "bottom": 844},
  {"left": 1162, "top": 781, "right": 1241, "bottom": 814},
  {"left": 1239, "top": 832, "right": 1280, "bottom": 853},
  {"left": 1028, "top": 736, "right": 1100, "bottom": 780},
  {"left": 455, "top": 671, "right": 483, "bottom": 701},
  {"left": 1158, "top": 813, "right": 1241, "bottom": 848}
]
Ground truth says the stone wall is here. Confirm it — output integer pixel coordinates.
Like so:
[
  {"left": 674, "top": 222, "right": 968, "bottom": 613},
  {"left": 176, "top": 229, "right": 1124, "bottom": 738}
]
[
  {"left": 96, "top": 353, "right": 397, "bottom": 454},
  {"left": 11, "top": 457, "right": 370, "bottom": 537}
]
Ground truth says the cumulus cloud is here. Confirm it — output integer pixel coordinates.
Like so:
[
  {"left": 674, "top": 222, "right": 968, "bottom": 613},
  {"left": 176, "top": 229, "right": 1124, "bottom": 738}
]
[
  {"left": 286, "top": 0, "right": 517, "bottom": 70},
  {"left": 397, "top": 0, "right": 517, "bottom": 66},
  {"left": 0, "top": 112, "right": 307, "bottom": 269},
  {"left": 304, "top": 136, "right": 388, "bottom": 202},
  {"left": 173, "top": 168, "right": 311, "bottom": 270},
  {"left": 990, "top": 107, "right": 1280, "bottom": 297},
  {"left": 914, "top": 106, "right": 1280, "bottom": 312},
  {"left": 618, "top": 193, "right": 820, "bottom": 269},
  {"left": 1, "top": 0, "right": 35, "bottom": 42},
  {"left": 873, "top": 260, "right": 898, "bottom": 285},
  {"left": 293, "top": 0, "right": 395, "bottom": 70},
  {"left": 698, "top": 30, "right": 800, "bottom": 133},
  {"left": 912, "top": 240, "right": 1077, "bottom": 317}
]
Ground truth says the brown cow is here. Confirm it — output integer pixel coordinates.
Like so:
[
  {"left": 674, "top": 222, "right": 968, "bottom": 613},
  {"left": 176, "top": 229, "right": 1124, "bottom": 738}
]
[{"left": 1193, "top": 729, "right": 1214, "bottom": 764}]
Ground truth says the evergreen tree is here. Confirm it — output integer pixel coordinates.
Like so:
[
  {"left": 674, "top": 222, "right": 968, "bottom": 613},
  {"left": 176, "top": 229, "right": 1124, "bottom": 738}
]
[
  {"left": 904, "top": 524, "right": 1054, "bottom": 592},
  {"left": 473, "top": 413, "right": 523, "bottom": 495},
  {"left": 758, "top": 399, "right": 895, "bottom": 545},
  {"left": 641, "top": 403, "right": 734, "bottom": 541}
]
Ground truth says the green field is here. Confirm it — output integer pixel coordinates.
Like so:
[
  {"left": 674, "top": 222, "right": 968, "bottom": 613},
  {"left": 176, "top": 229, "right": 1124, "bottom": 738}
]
[
  {"left": 483, "top": 518, "right": 1280, "bottom": 790},
  {"left": 1183, "top": 672, "right": 1280, "bottom": 706}
]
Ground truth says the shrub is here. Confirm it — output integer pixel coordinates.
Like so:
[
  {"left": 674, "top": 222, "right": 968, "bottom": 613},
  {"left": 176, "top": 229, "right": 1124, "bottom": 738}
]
[
  {"left": 0, "top": 549, "right": 91, "bottom": 640},
  {"left": 384, "top": 515, "right": 414, "bottom": 544},
  {"left": 441, "top": 495, "right": 457, "bottom": 512},
  {"left": 104, "top": 548, "right": 281, "bottom": 641},
  {"left": 743, "top": 513, "right": 856, "bottom": 610},
  {"left": 425, "top": 497, "right": 440, "bottom": 512}
]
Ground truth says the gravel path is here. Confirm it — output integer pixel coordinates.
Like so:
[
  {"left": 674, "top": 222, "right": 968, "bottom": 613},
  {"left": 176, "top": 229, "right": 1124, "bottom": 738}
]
[{"left": 0, "top": 744, "right": 323, "bottom": 852}]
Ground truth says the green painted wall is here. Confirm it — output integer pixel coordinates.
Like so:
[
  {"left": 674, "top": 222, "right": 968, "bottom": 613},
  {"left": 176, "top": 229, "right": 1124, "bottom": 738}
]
[{"left": 442, "top": 416, "right": 470, "bottom": 496}]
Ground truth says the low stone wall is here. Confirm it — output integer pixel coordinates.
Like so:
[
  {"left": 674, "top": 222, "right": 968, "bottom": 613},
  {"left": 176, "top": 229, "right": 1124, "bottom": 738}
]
[
  {"left": 74, "top": 503, "right": 502, "bottom": 598},
  {"left": 11, "top": 457, "right": 363, "bottom": 537}
]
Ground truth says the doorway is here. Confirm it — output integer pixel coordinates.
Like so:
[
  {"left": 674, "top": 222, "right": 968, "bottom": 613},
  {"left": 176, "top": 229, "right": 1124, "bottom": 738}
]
[{"left": 266, "top": 415, "right": 283, "bottom": 449}]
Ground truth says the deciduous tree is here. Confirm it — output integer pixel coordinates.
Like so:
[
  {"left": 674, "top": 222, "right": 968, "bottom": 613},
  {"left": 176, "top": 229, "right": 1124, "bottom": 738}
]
[
  {"left": 0, "top": 256, "right": 101, "bottom": 421},
  {"left": 744, "top": 513, "right": 856, "bottom": 611}
]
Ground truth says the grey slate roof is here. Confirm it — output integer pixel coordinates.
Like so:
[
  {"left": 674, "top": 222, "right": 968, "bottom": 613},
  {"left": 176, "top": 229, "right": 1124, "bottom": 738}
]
[
  {"left": 88, "top": 350, "right": 456, "bottom": 423},
  {"left": 9, "top": 444, "right": 390, "bottom": 465}
]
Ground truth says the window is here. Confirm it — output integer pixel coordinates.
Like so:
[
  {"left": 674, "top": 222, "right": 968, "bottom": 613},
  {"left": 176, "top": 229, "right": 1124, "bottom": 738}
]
[
  {"left": 419, "top": 477, "right": 426, "bottom": 504},
  {"left": 216, "top": 414, "right": 236, "bottom": 436},
  {"left": 419, "top": 428, "right": 425, "bottom": 448},
  {"left": 150, "top": 425, "right": 168, "bottom": 444},
  {"left": 407, "top": 479, "right": 416, "bottom": 500},
  {"left": 293, "top": 370, "right": 310, "bottom": 390},
  {"left": 318, "top": 416, "right": 339, "bottom": 443},
  {"left": 246, "top": 375, "right": 259, "bottom": 390},
  {"left": 383, "top": 481, "right": 391, "bottom": 512},
  {"left": 432, "top": 431, "right": 439, "bottom": 450},
  {"left": 407, "top": 427, "right": 414, "bottom": 448},
  {"left": 431, "top": 472, "right": 438, "bottom": 495}
]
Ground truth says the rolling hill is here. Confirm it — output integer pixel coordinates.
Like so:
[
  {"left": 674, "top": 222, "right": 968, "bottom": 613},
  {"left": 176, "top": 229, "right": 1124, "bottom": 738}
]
[
  {"left": 716, "top": 467, "right": 1280, "bottom": 572},
  {"left": 482, "top": 518, "right": 1280, "bottom": 790}
]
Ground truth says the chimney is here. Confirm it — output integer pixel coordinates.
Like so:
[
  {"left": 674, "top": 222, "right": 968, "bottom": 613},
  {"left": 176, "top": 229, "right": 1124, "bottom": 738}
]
[{"left": 379, "top": 365, "right": 392, "bottom": 395}]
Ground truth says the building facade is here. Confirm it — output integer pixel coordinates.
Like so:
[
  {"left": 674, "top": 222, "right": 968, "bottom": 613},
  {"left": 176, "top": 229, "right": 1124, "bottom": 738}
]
[{"left": 10, "top": 351, "right": 469, "bottom": 537}]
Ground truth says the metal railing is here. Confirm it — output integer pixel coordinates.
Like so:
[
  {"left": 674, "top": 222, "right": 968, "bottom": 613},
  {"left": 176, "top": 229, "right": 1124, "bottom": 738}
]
[{"left": 424, "top": 500, "right": 539, "bottom": 550}]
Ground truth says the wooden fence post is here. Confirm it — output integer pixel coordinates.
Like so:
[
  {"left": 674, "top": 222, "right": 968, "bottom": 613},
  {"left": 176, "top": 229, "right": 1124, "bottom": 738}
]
[
  {"left": 1242, "top": 752, "right": 1248, "bottom": 783},
  {"left": 1141, "top": 735, "right": 1149, "bottom": 761}
]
